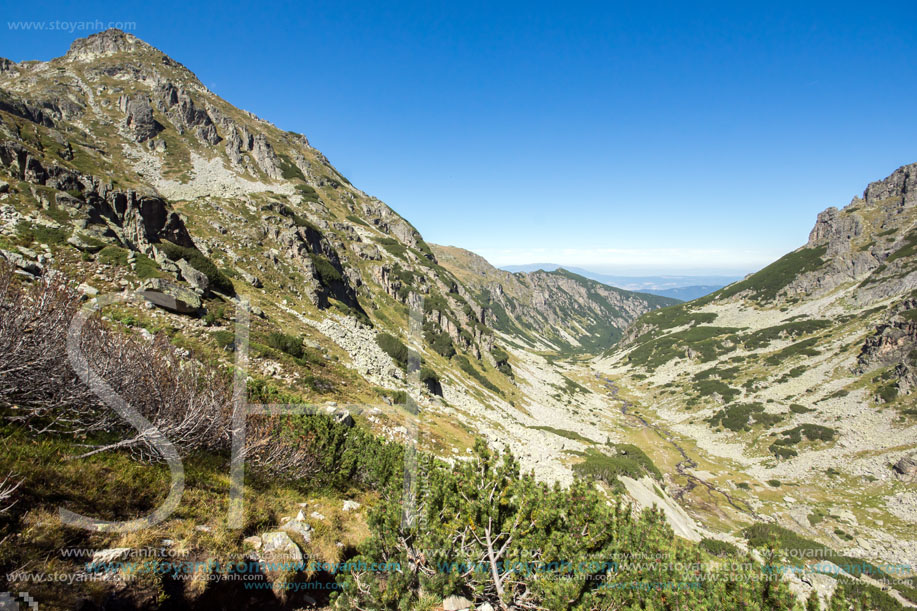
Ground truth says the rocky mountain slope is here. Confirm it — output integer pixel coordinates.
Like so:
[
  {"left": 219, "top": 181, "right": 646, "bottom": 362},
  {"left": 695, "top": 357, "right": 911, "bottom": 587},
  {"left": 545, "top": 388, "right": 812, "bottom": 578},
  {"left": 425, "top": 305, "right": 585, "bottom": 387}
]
[
  {"left": 0, "top": 29, "right": 673, "bottom": 476},
  {"left": 596, "top": 162, "right": 917, "bottom": 581},
  {"left": 433, "top": 244, "right": 678, "bottom": 353}
]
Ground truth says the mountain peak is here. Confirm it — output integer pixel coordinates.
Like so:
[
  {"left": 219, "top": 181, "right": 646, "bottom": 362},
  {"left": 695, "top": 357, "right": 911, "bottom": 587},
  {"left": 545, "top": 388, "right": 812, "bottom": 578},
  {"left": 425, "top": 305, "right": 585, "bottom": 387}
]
[{"left": 65, "top": 28, "right": 154, "bottom": 61}]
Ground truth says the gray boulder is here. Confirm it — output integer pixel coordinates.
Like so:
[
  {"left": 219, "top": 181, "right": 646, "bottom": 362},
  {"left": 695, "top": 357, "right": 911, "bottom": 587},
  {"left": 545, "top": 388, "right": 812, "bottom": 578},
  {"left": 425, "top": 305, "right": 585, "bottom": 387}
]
[
  {"left": 137, "top": 278, "right": 202, "bottom": 313},
  {"left": 259, "top": 531, "right": 303, "bottom": 563},
  {"left": 0, "top": 249, "right": 42, "bottom": 275},
  {"left": 443, "top": 595, "right": 473, "bottom": 611},
  {"left": 239, "top": 269, "right": 262, "bottom": 288},
  {"left": 175, "top": 258, "right": 209, "bottom": 293},
  {"left": 893, "top": 453, "right": 917, "bottom": 481},
  {"left": 279, "top": 510, "right": 313, "bottom": 544}
]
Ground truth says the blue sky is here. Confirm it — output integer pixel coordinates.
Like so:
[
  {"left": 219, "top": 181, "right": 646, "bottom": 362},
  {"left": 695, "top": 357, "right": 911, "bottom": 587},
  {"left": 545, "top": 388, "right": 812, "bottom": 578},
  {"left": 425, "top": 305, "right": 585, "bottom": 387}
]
[{"left": 4, "top": 1, "right": 916, "bottom": 274}]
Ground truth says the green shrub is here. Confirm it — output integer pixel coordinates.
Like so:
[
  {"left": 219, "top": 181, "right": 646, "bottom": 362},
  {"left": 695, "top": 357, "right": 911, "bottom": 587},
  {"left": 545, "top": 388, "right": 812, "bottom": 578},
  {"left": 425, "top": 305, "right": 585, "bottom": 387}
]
[
  {"left": 423, "top": 322, "right": 455, "bottom": 358},
  {"left": 278, "top": 154, "right": 307, "bottom": 181},
  {"left": 878, "top": 383, "right": 899, "bottom": 403},
  {"left": 764, "top": 337, "right": 820, "bottom": 365},
  {"left": 98, "top": 245, "right": 129, "bottom": 266},
  {"left": 627, "top": 326, "right": 740, "bottom": 370},
  {"left": 212, "top": 330, "right": 235, "bottom": 350},
  {"left": 707, "top": 403, "right": 780, "bottom": 432},
  {"left": 886, "top": 228, "right": 917, "bottom": 263},
  {"left": 419, "top": 366, "right": 442, "bottom": 396},
  {"left": 572, "top": 443, "right": 662, "bottom": 490},
  {"left": 375, "top": 237, "right": 407, "bottom": 259},
  {"left": 455, "top": 355, "right": 502, "bottom": 396},
  {"left": 265, "top": 331, "right": 304, "bottom": 359},
  {"left": 699, "top": 538, "right": 739, "bottom": 557},
  {"left": 346, "top": 214, "right": 370, "bottom": 227},
  {"left": 529, "top": 426, "right": 591, "bottom": 443},
  {"left": 491, "top": 346, "right": 512, "bottom": 376},
  {"left": 376, "top": 332, "right": 408, "bottom": 369},
  {"left": 694, "top": 379, "right": 741, "bottom": 403},
  {"left": 295, "top": 183, "right": 321, "bottom": 203},
  {"left": 310, "top": 254, "right": 343, "bottom": 286},
  {"left": 375, "top": 387, "right": 408, "bottom": 405},
  {"left": 743, "top": 319, "right": 831, "bottom": 350}
]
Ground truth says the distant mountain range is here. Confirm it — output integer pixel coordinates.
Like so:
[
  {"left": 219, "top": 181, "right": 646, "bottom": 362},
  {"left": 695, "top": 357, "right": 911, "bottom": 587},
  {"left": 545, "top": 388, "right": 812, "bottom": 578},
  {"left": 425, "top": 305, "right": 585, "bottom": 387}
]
[{"left": 499, "top": 264, "right": 741, "bottom": 300}]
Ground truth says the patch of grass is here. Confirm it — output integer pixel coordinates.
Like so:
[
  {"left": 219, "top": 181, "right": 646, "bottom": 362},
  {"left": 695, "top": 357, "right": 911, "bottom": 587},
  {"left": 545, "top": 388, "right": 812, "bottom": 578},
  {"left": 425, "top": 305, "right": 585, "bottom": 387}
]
[
  {"left": 375, "top": 237, "right": 407, "bottom": 259},
  {"left": 789, "top": 403, "right": 814, "bottom": 414},
  {"left": 16, "top": 221, "right": 69, "bottom": 246},
  {"left": 766, "top": 479, "right": 782, "bottom": 487}
]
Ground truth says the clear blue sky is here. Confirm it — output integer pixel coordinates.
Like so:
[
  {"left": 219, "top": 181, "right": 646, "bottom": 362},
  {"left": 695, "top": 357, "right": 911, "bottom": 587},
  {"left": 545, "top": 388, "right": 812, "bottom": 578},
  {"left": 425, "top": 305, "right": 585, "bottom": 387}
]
[{"left": 4, "top": 1, "right": 916, "bottom": 274}]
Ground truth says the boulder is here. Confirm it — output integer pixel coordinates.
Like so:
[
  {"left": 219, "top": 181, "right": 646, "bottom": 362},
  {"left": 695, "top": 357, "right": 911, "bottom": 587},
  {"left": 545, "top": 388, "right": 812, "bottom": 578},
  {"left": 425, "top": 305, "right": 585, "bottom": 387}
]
[
  {"left": 239, "top": 269, "right": 262, "bottom": 288},
  {"left": 67, "top": 233, "right": 105, "bottom": 253},
  {"left": 259, "top": 531, "right": 303, "bottom": 564},
  {"left": 893, "top": 453, "right": 917, "bottom": 481},
  {"left": 0, "top": 249, "right": 42, "bottom": 275},
  {"left": 175, "top": 258, "right": 209, "bottom": 293},
  {"left": 137, "top": 279, "right": 202, "bottom": 313},
  {"left": 342, "top": 500, "right": 361, "bottom": 512},
  {"left": 279, "top": 513, "right": 312, "bottom": 544},
  {"left": 242, "top": 536, "right": 262, "bottom": 551},
  {"left": 77, "top": 283, "right": 99, "bottom": 297},
  {"left": 443, "top": 595, "right": 473, "bottom": 611}
]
